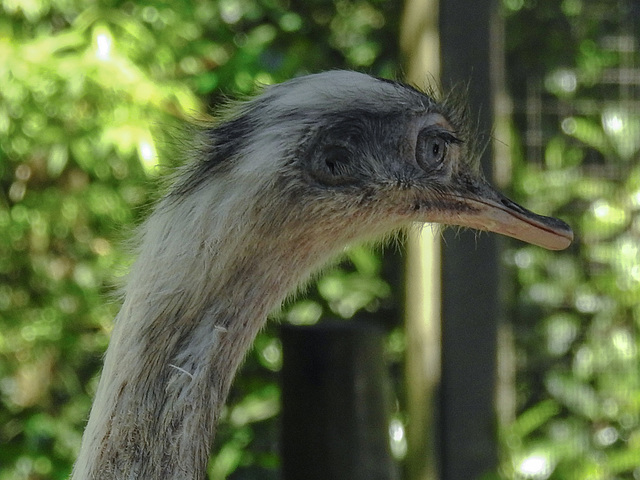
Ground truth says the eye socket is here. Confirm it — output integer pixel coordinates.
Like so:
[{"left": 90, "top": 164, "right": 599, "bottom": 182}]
[{"left": 415, "top": 130, "right": 450, "bottom": 171}]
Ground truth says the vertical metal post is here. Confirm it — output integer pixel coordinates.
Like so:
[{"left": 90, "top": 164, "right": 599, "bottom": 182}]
[{"left": 439, "top": 1, "right": 502, "bottom": 479}]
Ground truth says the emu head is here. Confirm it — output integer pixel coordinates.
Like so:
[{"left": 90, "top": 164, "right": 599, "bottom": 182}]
[{"left": 174, "top": 71, "right": 572, "bottom": 255}]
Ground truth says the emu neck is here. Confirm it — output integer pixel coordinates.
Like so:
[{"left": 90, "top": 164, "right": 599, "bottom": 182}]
[
  {"left": 71, "top": 190, "right": 325, "bottom": 479},
  {"left": 73, "top": 271, "right": 280, "bottom": 479}
]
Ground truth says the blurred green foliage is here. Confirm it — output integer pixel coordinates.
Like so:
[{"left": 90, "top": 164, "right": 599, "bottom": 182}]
[
  {"left": 0, "top": 1, "right": 399, "bottom": 478},
  {"left": 502, "top": 1, "right": 640, "bottom": 479},
  {"left": 3, "top": 0, "right": 639, "bottom": 479}
]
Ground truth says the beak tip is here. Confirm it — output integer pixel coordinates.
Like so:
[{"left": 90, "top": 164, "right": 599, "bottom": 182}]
[
  {"left": 550, "top": 228, "right": 574, "bottom": 251},
  {"left": 546, "top": 235, "right": 573, "bottom": 251},
  {"left": 533, "top": 221, "right": 573, "bottom": 251}
]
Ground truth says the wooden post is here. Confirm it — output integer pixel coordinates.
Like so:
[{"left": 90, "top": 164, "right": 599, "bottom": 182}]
[
  {"left": 400, "top": 0, "right": 442, "bottom": 478},
  {"left": 280, "top": 322, "right": 397, "bottom": 480}
]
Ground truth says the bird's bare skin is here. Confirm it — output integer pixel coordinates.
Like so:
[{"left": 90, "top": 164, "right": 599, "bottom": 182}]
[{"left": 72, "top": 71, "right": 572, "bottom": 479}]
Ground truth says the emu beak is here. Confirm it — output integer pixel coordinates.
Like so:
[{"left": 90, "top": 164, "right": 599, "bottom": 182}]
[{"left": 428, "top": 180, "right": 573, "bottom": 250}]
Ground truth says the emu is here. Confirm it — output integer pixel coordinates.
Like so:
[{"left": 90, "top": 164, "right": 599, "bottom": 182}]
[{"left": 72, "top": 71, "right": 572, "bottom": 479}]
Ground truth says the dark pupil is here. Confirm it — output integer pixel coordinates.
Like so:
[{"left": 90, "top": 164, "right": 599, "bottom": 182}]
[
  {"left": 432, "top": 141, "right": 441, "bottom": 158},
  {"left": 428, "top": 138, "right": 445, "bottom": 163},
  {"left": 415, "top": 131, "right": 448, "bottom": 171}
]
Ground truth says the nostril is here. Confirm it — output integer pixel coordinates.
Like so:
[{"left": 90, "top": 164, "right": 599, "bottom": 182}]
[{"left": 500, "top": 197, "right": 526, "bottom": 214}]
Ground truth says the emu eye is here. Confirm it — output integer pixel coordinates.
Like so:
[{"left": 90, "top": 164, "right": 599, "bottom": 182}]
[{"left": 416, "top": 130, "right": 448, "bottom": 171}]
